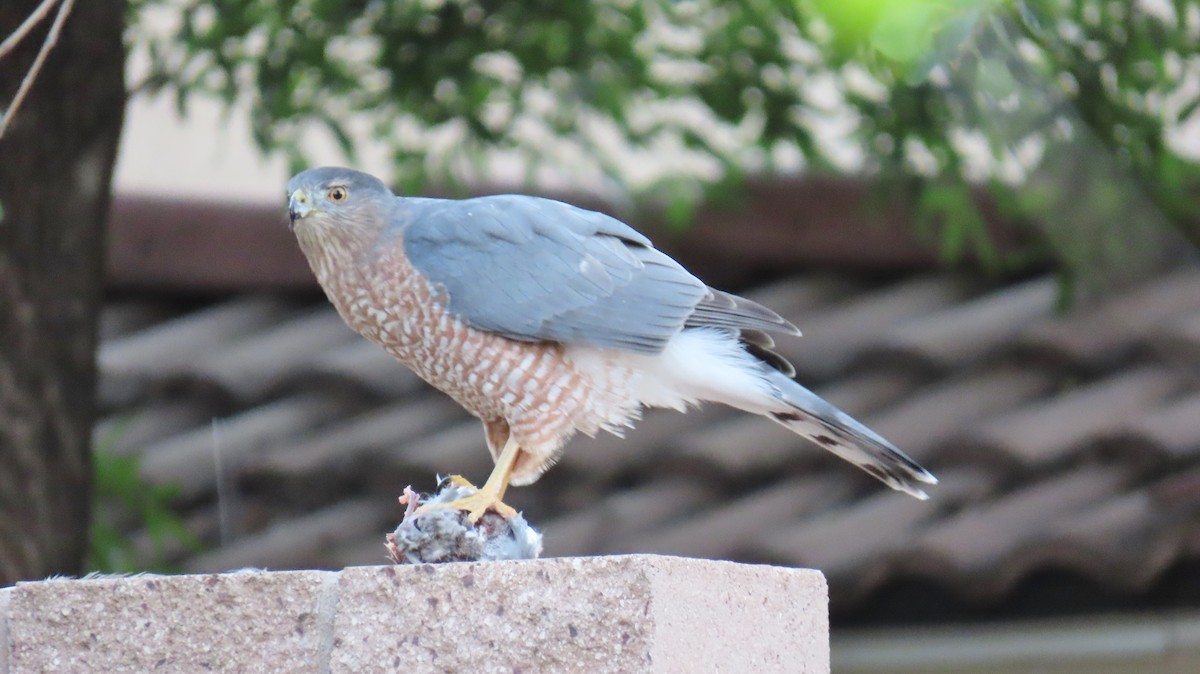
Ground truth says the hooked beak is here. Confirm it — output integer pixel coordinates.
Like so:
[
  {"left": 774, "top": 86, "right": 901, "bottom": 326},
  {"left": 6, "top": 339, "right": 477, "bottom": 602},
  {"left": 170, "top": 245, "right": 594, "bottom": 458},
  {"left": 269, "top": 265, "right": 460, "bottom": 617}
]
[{"left": 288, "top": 190, "right": 313, "bottom": 228}]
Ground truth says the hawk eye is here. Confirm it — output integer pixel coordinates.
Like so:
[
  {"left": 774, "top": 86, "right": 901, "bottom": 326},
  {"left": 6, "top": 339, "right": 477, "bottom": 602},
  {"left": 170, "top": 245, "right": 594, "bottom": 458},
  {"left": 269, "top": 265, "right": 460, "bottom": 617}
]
[{"left": 328, "top": 186, "right": 348, "bottom": 203}]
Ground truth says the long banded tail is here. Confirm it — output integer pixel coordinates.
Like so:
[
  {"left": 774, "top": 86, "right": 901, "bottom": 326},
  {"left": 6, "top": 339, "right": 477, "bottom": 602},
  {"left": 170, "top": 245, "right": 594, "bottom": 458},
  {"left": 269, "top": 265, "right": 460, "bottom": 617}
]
[
  {"left": 763, "top": 371, "right": 937, "bottom": 499},
  {"left": 637, "top": 324, "right": 937, "bottom": 499}
]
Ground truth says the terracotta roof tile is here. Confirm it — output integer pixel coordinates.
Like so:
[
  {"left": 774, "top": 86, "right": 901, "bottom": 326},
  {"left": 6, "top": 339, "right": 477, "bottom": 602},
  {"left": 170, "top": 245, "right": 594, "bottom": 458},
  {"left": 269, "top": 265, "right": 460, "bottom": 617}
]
[
  {"left": 94, "top": 400, "right": 218, "bottom": 457},
  {"left": 743, "top": 275, "right": 865, "bottom": 322},
  {"left": 98, "top": 297, "right": 300, "bottom": 406},
  {"left": 1118, "top": 391, "right": 1200, "bottom": 458},
  {"left": 1035, "top": 487, "right": 1184, "bottom": 591},
  {"left": 183, "top": 498, "right": 394, "bottom": 573},
  {"left": 964, "top": 366, "right": 1185, "bottom": 466},
  {"left": 1148, "top": 465, "right": 1200, "bottom": 512},
  {"left": 304, "top": 340, "right": 423, "bottom": 399},
  {"left": 540, "top": 479, "right": 710, "bottom": 557},
  {"left": 819, "top": 368, "right": 927, "bottom": 412},
  {"left": 189, "top": 308, "right": 359, "bottom": 401},
  {"left": 1016, "top": 268, "right": 1200, "bottom": 369},
  {"left": 867, "top": 367, "right": 1056, "bottom": 464},
  {"left": 99, "top": 296, "right": 298, "bottom": 378},
  {"left": 98, "top": 299, "right": 177, "bottom": 341},
  {"left": 618, "top": 475, "right": 856, "bottom": 560},
  {"left": 902, "top": 464, "right": 1131, "bottom": 598},
  {"left": 246, "top": 397, "right": 468, "bottom": 480},
  {"left": 139, "top": 393, "right": 357, "bottom": 500},
  {"left": 555, "top": 407, "right": 708, "bottom": 479},
  {"left": 1152, "top": 304, "right": 1200, "bottom": 362},
  {"left": 394, "top": 419, "right": 498, "bottom": 479},
  {"left": 861, "top": 277, "right": 1057, "bottom": 371},
  {"left": 90, "top": 268, "right": 1200, "bottom": 619},
  {"left": 671, "top": 415, "right": 805, "bottom": 475},
  {"left": 777, "top": 276, "right": 975, "bottom": 380},
  {"left": 762, "top": 468, "right": 996, "bottom": 598}
]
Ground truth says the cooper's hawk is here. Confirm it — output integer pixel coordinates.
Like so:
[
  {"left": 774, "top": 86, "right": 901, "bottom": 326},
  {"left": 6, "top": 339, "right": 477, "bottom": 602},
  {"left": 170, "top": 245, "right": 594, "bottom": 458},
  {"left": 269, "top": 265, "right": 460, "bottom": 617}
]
[{"left": 286, "top": 167, "right": 936, "bottom": 521}]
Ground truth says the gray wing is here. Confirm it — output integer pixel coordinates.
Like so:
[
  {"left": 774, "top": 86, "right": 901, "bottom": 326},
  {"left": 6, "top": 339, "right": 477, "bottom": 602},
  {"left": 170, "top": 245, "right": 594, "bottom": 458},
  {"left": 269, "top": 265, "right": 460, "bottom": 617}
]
[{"left": 402, "top": 194, "right": 708, "bottom": 353}]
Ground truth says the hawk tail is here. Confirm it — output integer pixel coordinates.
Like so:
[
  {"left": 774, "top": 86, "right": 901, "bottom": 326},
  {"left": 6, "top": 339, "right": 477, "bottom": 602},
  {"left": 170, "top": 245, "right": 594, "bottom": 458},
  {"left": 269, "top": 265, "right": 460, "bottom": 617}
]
[
  {"left": 607, "top": 326, "right": 937, "bottom": 499},
  {"left": 760, "top": 369, "right": 937, "bottom": 499}
]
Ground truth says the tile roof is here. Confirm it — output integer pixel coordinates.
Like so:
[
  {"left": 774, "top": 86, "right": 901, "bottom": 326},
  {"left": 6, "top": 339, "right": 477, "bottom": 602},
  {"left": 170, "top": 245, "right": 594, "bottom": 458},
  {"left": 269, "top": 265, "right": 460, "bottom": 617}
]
[{"left": 94, "top": 269, "right": 1200, "bottom": 621}]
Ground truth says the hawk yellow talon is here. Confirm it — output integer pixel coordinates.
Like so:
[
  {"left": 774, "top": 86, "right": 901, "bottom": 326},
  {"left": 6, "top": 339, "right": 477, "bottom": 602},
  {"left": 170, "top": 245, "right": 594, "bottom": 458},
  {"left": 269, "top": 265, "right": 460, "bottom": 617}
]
[
  {"left": 440, "top": 489, "right": 519, "bottom": 524},
  {"left": 418, "top": 438, "right": 523, "bottom": 523},
  {"left": 416, "top": 484, "right": 519, "bottom": 523},
  {"left": 445, "top": 474, "right": 477, "bottom": 490}
]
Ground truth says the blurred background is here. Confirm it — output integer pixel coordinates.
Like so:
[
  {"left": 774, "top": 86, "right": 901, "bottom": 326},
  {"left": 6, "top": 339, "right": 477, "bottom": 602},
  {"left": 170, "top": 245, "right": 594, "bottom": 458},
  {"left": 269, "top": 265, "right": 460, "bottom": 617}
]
[{"left": 3, "top": 0, "right": 1200, "bottom": 671}]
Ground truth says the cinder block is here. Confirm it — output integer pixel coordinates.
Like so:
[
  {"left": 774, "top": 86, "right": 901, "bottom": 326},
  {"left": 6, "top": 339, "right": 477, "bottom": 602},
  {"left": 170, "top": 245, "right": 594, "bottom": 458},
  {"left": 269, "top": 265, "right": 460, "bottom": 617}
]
[
  {"left": 3, "top": 556, "right": 827, "bottom": 673},
  {"left": 331, "top": 554, "right": 828, "bottom": 673},
  {"left": 2, "top": 587, "right": 12, "bottom": 674},
  {"left": 6, "top": 570, "right": 337, "bottom": 674}
]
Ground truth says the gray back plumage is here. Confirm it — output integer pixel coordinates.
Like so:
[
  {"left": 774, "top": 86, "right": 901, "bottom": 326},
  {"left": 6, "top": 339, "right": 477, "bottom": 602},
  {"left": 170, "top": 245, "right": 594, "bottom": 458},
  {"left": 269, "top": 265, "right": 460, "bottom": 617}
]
[
  {"left": 400, "top": 195, "right": 692, "bottom": 352},
  {"left": 400, "top": 193, "right": 798, "bottom": 354}
]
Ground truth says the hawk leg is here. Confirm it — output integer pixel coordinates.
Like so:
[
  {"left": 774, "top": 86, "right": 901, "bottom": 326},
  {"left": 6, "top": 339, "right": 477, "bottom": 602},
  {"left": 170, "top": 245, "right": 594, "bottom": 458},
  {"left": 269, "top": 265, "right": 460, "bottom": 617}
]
[{"left": 424, "top": 437, "right": 521, "bottom": 523}]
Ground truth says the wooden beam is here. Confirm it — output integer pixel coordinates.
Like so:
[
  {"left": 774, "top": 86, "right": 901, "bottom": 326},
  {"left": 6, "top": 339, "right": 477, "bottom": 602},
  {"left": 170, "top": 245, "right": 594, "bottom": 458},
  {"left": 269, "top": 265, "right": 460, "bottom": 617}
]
[
  {"left": 106, "top": 194, "right": 311, "bottom": 292},
  {"left": 105, "top": 178, "right": 1019, "bottom": 292}
]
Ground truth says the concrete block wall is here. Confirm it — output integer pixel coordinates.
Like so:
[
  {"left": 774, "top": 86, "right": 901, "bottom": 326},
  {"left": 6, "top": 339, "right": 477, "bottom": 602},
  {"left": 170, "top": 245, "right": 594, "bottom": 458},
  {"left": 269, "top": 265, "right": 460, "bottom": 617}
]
[{"left": 1, "top": 555, "right": 827, "bottom": 673}]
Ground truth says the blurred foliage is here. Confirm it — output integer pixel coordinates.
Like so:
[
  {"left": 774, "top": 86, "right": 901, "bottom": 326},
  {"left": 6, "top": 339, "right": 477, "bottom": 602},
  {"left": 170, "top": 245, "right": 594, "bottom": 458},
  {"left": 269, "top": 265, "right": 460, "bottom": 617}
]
[
  {"left": 821, "top": 0, "right": 1200, "bottom": 290},
  {"left": 128, "top": 0, "right": 811, "bottom": 207},
  {"left": 127, "top": 0, "right": 1200, "bottom": 284},
  {"left": 89, "top": 426, "right": 201, "bottom": 573}
]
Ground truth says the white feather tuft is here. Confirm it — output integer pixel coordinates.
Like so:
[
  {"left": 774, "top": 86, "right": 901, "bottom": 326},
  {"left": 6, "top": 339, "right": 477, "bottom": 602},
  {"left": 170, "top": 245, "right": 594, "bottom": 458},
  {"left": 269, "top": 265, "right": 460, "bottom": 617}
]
[{"left": 565, "top": 327, "right": 775, "bottom": 414}]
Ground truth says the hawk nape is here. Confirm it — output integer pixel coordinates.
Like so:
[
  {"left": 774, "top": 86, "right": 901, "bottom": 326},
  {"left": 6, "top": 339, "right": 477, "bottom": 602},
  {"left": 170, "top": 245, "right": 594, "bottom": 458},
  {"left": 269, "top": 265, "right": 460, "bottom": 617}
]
[{"left": 286, "top": 167, "right": 936, "bottom": 522}]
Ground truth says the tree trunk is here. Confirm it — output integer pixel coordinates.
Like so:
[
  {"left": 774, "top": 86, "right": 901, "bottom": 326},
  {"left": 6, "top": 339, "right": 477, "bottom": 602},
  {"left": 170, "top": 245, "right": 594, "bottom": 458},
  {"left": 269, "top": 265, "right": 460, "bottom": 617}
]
[{"left": 0, "top": 0, "right": 125, "bottom": 584}]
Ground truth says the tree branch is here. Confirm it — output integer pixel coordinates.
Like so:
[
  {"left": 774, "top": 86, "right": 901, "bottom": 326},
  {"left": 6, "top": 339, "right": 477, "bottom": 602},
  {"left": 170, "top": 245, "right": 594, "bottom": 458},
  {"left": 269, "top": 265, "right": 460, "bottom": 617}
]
[
  {"left": 0, "top": 0, "right": 61, "bottom": 61},
  {"left": 0, "top": 0, "right": 75, "bottom": 139}
]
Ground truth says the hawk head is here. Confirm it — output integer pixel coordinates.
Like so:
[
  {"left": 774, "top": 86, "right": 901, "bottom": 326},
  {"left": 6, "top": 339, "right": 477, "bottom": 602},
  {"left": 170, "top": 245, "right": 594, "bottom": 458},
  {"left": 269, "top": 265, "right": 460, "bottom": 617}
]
[{"left": 286, "top": 166, "right": 393, "bottom": 237}]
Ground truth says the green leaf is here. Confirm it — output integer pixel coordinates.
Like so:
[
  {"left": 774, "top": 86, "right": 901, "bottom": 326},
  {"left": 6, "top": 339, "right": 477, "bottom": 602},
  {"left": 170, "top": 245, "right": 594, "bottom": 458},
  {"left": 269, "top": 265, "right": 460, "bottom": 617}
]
[
  {"left": 89, "top": 422, "right": 202, "bottom": 574},
  {"left": 657, "top": 179, "right": 700, "bottom": 233},
  {"left": 916, "top": 181, "right": 999, "bottom": 270},
  {"left": 872, "top": 2, "right": 944, "bottom": 65}
]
